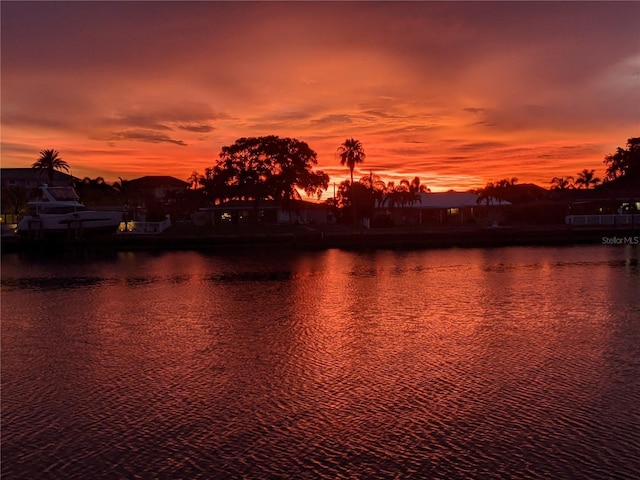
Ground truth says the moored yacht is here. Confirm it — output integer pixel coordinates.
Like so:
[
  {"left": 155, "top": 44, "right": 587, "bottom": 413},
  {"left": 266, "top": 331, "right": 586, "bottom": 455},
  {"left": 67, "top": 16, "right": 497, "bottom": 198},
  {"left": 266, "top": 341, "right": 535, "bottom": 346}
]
[{"left": 17, "top": 184, "right": 123, "bottom": 237}]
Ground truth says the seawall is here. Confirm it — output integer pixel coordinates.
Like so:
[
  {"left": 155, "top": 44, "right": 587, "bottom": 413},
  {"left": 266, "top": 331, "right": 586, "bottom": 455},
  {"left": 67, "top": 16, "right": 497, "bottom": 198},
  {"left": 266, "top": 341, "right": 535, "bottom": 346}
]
[{"left": 3, "top": 224, "right": 638, "bottom": 254}]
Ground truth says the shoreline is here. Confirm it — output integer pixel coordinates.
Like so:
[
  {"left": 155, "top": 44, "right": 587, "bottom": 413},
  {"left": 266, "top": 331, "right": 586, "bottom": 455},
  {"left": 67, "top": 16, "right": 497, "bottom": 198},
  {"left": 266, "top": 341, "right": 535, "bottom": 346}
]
[{"left": 2, "top": 224, "right": 638, "bottom": 254}]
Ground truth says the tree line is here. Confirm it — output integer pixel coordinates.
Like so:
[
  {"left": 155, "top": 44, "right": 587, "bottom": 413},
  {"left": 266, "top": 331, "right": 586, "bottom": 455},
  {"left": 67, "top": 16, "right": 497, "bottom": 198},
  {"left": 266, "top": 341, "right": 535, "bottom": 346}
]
[
  {"left": 550, "top": 138, "right": 639, "bottom": 190},
  {"left": 9, "top": 136, "right": 639, "bottom": 221}
]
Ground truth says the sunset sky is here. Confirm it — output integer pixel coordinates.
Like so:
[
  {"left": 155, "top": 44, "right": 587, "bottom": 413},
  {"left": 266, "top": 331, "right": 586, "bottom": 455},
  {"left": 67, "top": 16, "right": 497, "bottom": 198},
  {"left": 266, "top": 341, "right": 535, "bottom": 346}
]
[{"left": 2, "top": 1, "right": 639, "bottom": 196}]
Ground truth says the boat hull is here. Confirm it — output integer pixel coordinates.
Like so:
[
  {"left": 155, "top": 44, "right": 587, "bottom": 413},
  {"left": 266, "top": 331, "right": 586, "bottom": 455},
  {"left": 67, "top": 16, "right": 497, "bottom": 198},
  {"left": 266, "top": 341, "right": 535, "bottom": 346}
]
[{"left": 17, "top": 212, "right": 123, "bottom": 238}]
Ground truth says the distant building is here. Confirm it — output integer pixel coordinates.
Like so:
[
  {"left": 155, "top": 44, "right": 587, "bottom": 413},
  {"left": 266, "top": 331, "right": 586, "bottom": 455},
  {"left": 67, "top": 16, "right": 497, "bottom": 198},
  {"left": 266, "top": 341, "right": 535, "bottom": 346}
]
[
  {"left": 193, "top": 199, "right": 330, "bottom": 226},
  {"left": 1, "top": 167, "right": 74, "bottom": 190},
  {"left": 119, "top": 175, "right": 189, "bottom": 222},
  {"left": 127, "top": 176, "right": 188, "bottom": 201}
]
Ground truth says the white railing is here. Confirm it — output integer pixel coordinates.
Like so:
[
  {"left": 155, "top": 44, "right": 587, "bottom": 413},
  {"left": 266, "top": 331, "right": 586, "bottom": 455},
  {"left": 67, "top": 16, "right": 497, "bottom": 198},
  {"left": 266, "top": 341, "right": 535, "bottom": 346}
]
[
  {"left": 565, "top": 214, "right": 640, "bottom": 226},
  {"left": 117, "top": 218, "right": 171, "bottom": 234}
]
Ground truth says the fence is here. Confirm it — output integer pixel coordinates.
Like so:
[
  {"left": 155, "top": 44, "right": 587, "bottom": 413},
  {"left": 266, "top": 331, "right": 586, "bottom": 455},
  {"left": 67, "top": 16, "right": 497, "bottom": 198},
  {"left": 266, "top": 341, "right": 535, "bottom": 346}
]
[{"left": 565, "top": 214, "right": 640, "bottom": 226}]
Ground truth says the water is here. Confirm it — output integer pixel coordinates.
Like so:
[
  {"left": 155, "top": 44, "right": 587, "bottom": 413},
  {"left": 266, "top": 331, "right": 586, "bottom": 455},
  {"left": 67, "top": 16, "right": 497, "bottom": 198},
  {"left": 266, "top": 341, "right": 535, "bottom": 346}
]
[{"left": 2, "top": 245, "right": 639, "bottom": 479}]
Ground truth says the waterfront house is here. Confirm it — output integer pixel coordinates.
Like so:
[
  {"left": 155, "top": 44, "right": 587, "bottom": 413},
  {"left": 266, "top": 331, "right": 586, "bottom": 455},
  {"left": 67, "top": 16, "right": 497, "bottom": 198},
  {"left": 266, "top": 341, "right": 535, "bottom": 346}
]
[
  {"left": 192, "top": 199, "right": 330, "bottom": 226},
  {"left": 123, "top": 176, "right": 189, "bottom": 222},
  {"left": 127, "top": 176, "right": 189, "bottom": 202},
  {"left": 381, "top": 191, "right": 511, "bottom": 226}
]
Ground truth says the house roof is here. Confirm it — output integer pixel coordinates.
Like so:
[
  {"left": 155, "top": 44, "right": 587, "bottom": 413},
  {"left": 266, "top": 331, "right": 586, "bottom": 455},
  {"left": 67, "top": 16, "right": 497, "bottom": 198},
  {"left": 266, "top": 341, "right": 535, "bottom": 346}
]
[
  {"left": 128, "top": 176, "right": 188, "bottom": 188},
  {"left": 1, "top": 168, "right": 73, "bottom": 184},
  {"left": 403, "top": 192, "right": 511, "bottom": 208}
]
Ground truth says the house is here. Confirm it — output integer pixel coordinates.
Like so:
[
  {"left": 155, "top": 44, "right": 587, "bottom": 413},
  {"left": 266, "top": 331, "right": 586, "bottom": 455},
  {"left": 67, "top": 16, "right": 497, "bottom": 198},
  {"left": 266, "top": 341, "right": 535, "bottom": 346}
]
[
  {"left": 127, "top": 176, "right": 188, "bottom": 201},
  {"left": 380, "top": 191, "right": 511, "bottom": 225},
  {"left": 116, "top": 175, "right": 188, "bottom": 222},
  {"left": 192, "top": 199, "right": 330, "bottom": 226},
  {"left": 1, "top": 167, "right": 74, "bottom": 190}
]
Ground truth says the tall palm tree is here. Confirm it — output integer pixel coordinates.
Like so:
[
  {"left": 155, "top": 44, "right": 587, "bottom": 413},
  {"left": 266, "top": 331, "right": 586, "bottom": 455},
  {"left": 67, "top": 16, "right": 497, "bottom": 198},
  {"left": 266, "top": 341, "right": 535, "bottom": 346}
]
[
  {"left": 337, "top": 138, "right": 366, "bottom": 186},
  {"left": 574, "top": 169, "right": 601, "bottom": 189},
  {"left": 32, "top": 149, "right": 70, "bottom": 185},
  {"left": 337, "top": 138, "right": 366, "bottom": 225}
]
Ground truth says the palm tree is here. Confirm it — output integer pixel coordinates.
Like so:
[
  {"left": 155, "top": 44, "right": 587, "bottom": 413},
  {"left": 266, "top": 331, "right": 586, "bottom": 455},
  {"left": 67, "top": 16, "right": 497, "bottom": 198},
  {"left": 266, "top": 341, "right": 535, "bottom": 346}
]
[
  {"left": 574, "top": 169, "right": 601, "bottom": 189},
  {"left": 113, "top": 177, "right": 131, "bottom": 206},
  {"left": 74, "top": 176, "right": 115, "bottom": 205},
  {"left": 337, "top": 138, "right": 366, "bottom": 186},
  {"left": 550, "top": 176, "right": 574, "bottom": 190},
  {"left": 32, "top": 149, "right": 70, "bottom": 185},
  {"left": 337, "top": 138, "right": 366, "bottom": 225},
  {"left": 359, "top": 173, "right": 387, "bottom": 207},
  {"left": 409, "top": 176, "right": 430, "bottom": 194}
]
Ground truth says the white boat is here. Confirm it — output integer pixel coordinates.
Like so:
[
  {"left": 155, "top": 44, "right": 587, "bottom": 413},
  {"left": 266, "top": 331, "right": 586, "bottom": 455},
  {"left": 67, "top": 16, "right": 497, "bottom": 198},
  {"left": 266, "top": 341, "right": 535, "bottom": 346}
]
[{"left": 17, "top": 184, "right": 123, "bottom": 238}]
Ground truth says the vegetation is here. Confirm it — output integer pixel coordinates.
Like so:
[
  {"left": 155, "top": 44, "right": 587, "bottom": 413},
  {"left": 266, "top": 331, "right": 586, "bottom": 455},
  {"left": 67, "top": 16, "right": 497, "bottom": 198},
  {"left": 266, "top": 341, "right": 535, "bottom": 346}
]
[
  {"left": 31, "top": 149, "right": 69, "bottom": 185},
  {"left": 550, "top": 176, "right": 574, "bottom": 190},
  {"left": 1, "top": 185, "right": 30, "bottom": 219},
  {"left": 476, "top": 178, "right": 518, "bottom": 205},
  {"left": 603, "top": 137, "right": 639, "bottom": 182},
  {"left": 329, "top": 174, "right": 433, "bottom": 224},
  {"left": 574, "top": 169, "right": 600, "bottom": 189},
  {"left": 113, "top": 177, "right": 131, "bottom": 206},
  {"left": 337, "top": 138, "right": 366, "bottom": 186},
  {"left": 383, "top": 177, "right": 428, "bottom": 208},
  {"left": 202, "top": 136, "right": 329, "bottom": 206},
  {"left": 5, "top": 136, "right": 637, "bottom": 228}
]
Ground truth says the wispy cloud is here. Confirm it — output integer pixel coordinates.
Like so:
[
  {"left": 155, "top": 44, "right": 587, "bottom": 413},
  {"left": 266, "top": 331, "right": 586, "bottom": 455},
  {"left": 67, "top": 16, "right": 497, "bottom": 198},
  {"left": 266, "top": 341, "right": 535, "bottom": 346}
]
[{"left": 107, "top": 130, "right": 187, "bottom": 147}]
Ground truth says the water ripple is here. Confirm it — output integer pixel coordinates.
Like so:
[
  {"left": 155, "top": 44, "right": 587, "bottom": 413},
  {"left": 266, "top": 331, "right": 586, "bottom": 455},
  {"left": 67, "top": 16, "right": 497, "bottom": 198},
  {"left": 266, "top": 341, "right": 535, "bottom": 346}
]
[{"left": 2, "top": 245, "right": 639, "bottom": 479}]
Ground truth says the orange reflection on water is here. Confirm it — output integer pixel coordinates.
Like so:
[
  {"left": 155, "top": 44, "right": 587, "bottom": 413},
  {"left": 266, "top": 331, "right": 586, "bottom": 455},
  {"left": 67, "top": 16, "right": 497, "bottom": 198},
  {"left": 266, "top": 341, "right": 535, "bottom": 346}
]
[{"left": 2, "top": 245, "right": 639, "bottom": 478}]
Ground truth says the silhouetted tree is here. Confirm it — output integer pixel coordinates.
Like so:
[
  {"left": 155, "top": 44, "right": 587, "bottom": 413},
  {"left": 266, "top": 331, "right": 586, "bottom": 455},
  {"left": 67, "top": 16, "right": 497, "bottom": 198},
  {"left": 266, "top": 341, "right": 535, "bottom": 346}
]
[
  {"left": 337, "top": 138, "right": 366, "bottom": 225},
  {"left": 603, "top": 137, "right": 640, "bottom": 182},
  {"left": 386, "top": 180, "right": 414, "bottom": 208},
  {"left": 334, "top": 180, "right": 374, "bottom": 224},
  {"left": 574, "top": 169, "right": 601, "bottom": 189},
  {"left": 337, "top": 138, "right": 366, "bottom": 186},
  {"left": 409, "top": 176, "right": 430, "bottom": 195},
  {"left": 187, "top": 171, "right": 204, "bottom": 190},
  {"left": 74, "top": 176, "right": 117, "bottom": 206},
  {"left": 395, "top": 176, "right": 430, "bottom": 206},
  {"left": 477, "top": 178, "right": 517, "bottom": 205},
  {"left": 113, "top": 177, "right": 131, "bottom": 205},
  {"left": 550, "top": 176, "right": 574, "bottom": 190},
  {"left": 32, "top": 149, "right": 70, "bottom": 185},
  {"left": 203, "top": 136, "right": 329, "bottom": 212},
  {"left": 1, "top": 185, "right": 30, "bottom": 219},
  {"left": 359, "top": 173, "right": 387, "bottom": 207}
]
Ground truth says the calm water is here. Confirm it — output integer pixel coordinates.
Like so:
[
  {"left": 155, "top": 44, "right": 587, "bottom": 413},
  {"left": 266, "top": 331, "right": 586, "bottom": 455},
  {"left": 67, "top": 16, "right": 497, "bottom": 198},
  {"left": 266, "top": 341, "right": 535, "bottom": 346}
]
[{"left": 2, "top": 245, "right": 639, "bottom": 479}]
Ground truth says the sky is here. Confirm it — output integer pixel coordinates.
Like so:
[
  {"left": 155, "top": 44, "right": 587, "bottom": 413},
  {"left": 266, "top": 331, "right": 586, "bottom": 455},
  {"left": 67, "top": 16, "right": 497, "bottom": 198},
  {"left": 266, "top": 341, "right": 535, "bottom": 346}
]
[{"left": 2, "top": 1, "right": 639, "bottom": 197}]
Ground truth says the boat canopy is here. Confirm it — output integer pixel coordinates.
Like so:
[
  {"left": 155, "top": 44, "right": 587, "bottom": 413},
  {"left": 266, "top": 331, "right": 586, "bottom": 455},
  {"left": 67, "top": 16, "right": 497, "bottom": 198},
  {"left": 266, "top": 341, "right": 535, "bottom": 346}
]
[{"left": 40, "top": 186, "right": 80, "bottom": 202}]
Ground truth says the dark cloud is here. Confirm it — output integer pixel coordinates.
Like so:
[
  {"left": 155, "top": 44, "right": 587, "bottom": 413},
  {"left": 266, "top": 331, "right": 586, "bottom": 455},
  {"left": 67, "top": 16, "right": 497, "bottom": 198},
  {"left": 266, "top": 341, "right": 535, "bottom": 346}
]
[
  {"left": 310, "top": 114, "right": 354, "bottom": 127},
  {"left": 108, "top": 130, "right": 187, "bottom": 147},
  {"left": 360, "top": 110, "right": 398, "bottom": 119},
  {"left": 178, "top": 124, "right": 215, "bottom": 133},
  {"left": 454, "top": 142, "right": 509, "bottom": 152},
  {"left": 462, "top": 108, "right": 487, "bottom": 114},
  {"left": 106, "top": 117, "right": 172, "bottom": 131}
]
